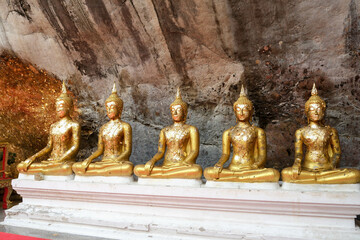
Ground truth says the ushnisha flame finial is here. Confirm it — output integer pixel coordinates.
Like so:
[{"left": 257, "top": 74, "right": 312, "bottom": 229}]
[
  {"left": 311, "top": 83, "right": 318, "bottom": 96},
  {"left": 105, "top": 82, "right": 123, "bottom": 110},
  {"left": 57, "top": 81, "right": 73, "bottom": 107},
  {"left": 305, "top": 82, "right": 326, "bottom": 112},
  {"left": 170, "top": 87, "right": 188, "bottom": 119},
  {"left": 112, "top": 82, "right": 117, "bottom": 94},
  {"left": 62, "top": 80, "right": 67, "bottom": 94},
  {"left": 240, "top": 84, "right": 246, "bottom": 97},
  {"left": 176, "top": 87, "right": 182, "bottom": 100},
  {"left": 233, "top": 84, "right": 253, "bottom": 111}
]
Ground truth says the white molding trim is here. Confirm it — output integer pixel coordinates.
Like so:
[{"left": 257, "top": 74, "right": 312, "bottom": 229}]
[{"left": 3, "top": 179, "right": 360, "bottom": 239}]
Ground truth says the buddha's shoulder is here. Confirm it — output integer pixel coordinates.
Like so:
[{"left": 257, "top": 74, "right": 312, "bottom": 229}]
[
  {"left": 184, "top": 124, "right": 198, "bottom": 132},
  {"left": 226, "top": 127, "right": 235, "bottom": 133},
  {"left": 296, "top": 126, "right": 308, "bottom": 133},
  {"left": 325, "top": 125, "right": 338, "bottom": 135},
  {"left": 252, "top": 125, "right": 264, "bottom": 132},
  {"left": 120, "top": 121, "right": 131, "bottom": 129},
  {"left": 68, "top": 120, "right": 80, "bottom": 128},
  {"left": 163, "top": 125, "right": 172, "bottom": 132}
]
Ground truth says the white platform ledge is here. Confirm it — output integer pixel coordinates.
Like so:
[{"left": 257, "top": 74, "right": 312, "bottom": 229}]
[
  {"left": 18, "top": 173, "right": 75, "bottom": 181},
  {"left": 74, "top": 175, "right": 134, "bottom": 184},
  {"left": 205, "top": 181, "right": 279, "bottom": 190},
  {"left": 137, "top": 178, "right": 202, "bottom": 187},
  {"left": 3, "top": 179, "right": 360, "bottom": 240},
  {"left": 282, "top": 182, "right": 360, "bottom": 192}
]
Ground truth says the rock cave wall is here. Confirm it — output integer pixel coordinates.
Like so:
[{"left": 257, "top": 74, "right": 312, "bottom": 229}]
[{"left": 0, "top": 0, "right": 359, "bottom": 173}]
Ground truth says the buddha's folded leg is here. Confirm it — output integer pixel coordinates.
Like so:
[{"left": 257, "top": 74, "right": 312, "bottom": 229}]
[
  {"left": 160, "top": 164, "right": 202, "bottom": 179},
  {"left": 22, "top": 162, "right": 51, "bottom": 174},
  {"left": 214, "top": 168, "right": 279, "bottom": 182},
  {"left": 234, "top": 168, "right": 280, "bottom": 182},
  {"left": 281, "top": 167, "right": 316, "bottom": 183},
  {"left": 135, "top": 165, "right": 202, "bottom": 179},
  {"left": 316, "top": 168, "right": 360, "bottom": 184},
  {"left": 82, "top": 161, "right": 134, "bottom": 176},
  {"left": 38, "top": 162, "right": 74, "bottom": 176}
]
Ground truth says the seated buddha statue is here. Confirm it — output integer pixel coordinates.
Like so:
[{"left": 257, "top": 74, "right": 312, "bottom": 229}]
[
  {"left": 17, "top": 82, "right": 80, "bottom": 176},
  {"left": 281, "top": 84, "right": 360, "bottom": 184},
  {"left": 134, "top": 88, "right": 202, "bottom": 179},
  {"left": 72, "top": 83, "right": 133, "bottom": 176},
  {"left": 204, "top": 86, "right": 280, "bottom": 182}
]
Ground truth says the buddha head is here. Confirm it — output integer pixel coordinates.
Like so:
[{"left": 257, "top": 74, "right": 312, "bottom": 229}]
[
  {"left": 170, "top": 88, "right": 188, "bottom": 123},
  {"left": 233, "top": 85, "right": 254, "bottom": 122},
  {"left": 56, "top": 81, "right": 73, "bottom": 118},
  {"left": 305, "top": 83, "right": 326, "bottom": 123},
  {"left": 105, "top": 83, "right": 123, "bottom": 120}
]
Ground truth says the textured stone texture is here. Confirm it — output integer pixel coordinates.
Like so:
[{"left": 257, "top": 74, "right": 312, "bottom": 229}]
[{"left": 0, "top": 0, "right": 359, "bottom": 173}]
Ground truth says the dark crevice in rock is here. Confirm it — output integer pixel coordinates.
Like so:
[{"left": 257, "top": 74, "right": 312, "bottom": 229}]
[
  {"left": 151, "top": 0, "right": 192, "bottom": 86},
  {"left": 345, "top": 0, "right": 360, "bottom": 58},
  {"left": 37, "top": 0, "right": 101, "bottom": 77},
  {"left": 7, "top": 0, "right": 32, "bottom": 21},
  {"left": 120, "top": 3, "right": 150, "bottom": 62},
  {"left": 84, "top": 0, "right": 118, "bottom": 37},
  {"left": 211, "top": 0, "right": 230, "bottom": 58},
  {"left": 129, "top": 0, "right": 164, "bottom": 75}
]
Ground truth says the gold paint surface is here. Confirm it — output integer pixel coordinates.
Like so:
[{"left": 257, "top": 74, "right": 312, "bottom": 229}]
[
  {"left": 72, "top": 84, "right": 133, "bottom": 176},
  {"left": 17, "top": 83, "right": 80, "bottom": 176},
  {"left": 204, "top": 86, "right": 280, "bottom": 182},
  {"left": 134, "top": 88, "right": 202, "bottom": 179},
  {"left": 0, "top": 53, "right": 77, "bottom": 176},
  {"left": 281, "top": 84, "right": 360, "bottom": 184}
]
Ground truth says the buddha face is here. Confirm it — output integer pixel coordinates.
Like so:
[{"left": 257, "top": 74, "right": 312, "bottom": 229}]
[
  {"left": 235, "top": 104, "right": 252, "bottom": 122},
  {"left": 106, "top": 101, "right": 121, "bottom": 120},
  {"left": 171, "top": 105, "right": 185, "bottom": 122},
  {"left": 56, "top": 100, "right": 70, "bottom": 118},
  {"left": 307, "top": 103, "right": 325, "bottom": 122}
]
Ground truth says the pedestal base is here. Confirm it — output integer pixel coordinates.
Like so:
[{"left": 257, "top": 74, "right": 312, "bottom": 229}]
[
  {"left": 137, "top": 178, "right": 202, "bottom": 187},
  {"left": 3, "top": 179, "right": 360, "bottom": 240},
  {"left": 18, "top": 173, "right": 74, "bottom": 181},
  {"left": 282, "top": 182, "right": 360, "bottom": 192},
  {"left": 205, "top": 181, "right": 279, "bottom": 190},
  {"left": 74, "top": 175, "right": 134, "bottom": 184}
]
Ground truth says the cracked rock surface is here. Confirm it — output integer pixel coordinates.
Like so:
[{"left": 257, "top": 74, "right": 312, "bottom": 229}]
[{"left": 0, "top": 0, "right": 359, "bottom": 172}]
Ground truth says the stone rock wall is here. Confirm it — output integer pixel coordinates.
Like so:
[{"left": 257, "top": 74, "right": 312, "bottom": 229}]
[{"left": 0, "top": 0, "right": 359, "bottom": 172}]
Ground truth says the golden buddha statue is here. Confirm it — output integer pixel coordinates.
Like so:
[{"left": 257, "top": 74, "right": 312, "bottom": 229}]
[
  {"left": 281, "top": 84, "right": 360, "bottom": 184},
  {"left": 17, "top": 82, "right": 80, "bottom": 176},
  {"left": 134, "top": 88, "right": 202, "bottom": 179},
  {"left": 204, "top": 86, "right": 280, "bottom": 182},
  {"left": 72, "top": 83, "right": 133, "bottom": 176}
]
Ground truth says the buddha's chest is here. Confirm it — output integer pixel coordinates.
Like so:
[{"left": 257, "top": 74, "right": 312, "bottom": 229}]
[
  {"left": 164, "top": 126, "right": 189, "bottom": 146},
  {"left": 230, "top": 127, "right": 256, "bottom": 147},
  {"left": 102, "top": 123, "right": 124, "bottom": 143},
  {"left": 51, "top": 123, "right": 73, "bottom": 143},
  {"left": 303, "top": 127, "right": 331, "bottom": 147}
]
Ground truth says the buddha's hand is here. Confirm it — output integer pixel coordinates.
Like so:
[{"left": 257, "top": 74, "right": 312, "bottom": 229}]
[
  {"left": 79, "top": 159, "right": 91, "bottom": 173},
  {"left": 214, "top": 163, "right": 224, "bottom": 179},
  {"left": 144, "top": 160, "right": 155, "bottom": 176},
  {"left": 292, "top": 159, "right": 301, "bottom": 179},
  {"left": 20, "top": 158, "right": 34, "bottom": 172}
]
